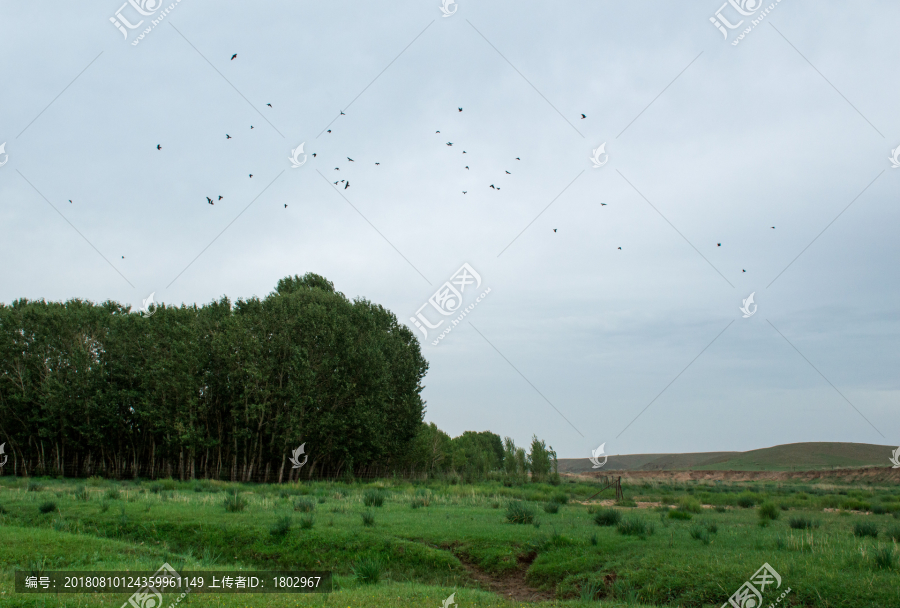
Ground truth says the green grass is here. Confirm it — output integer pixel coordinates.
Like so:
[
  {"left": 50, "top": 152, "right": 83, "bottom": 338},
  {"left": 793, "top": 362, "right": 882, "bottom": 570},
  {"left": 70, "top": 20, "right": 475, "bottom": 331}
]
[
  {"left": 853, "top": 521, "right": 879, "bottom": 538},
  {"left": 3, "top": 475, "right": 900, "bottom": 607},
  {"left": 505, "top": 500, "right": 536, "bottom": 524},
  {"left": 593, "top": 508, "right": 621, "bottom": 526}
]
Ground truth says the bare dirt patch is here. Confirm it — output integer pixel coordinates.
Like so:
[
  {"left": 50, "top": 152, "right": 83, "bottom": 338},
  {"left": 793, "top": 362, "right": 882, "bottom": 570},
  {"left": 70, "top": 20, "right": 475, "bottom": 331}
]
[{"left": 455, "top": 552, "right": 554, "bottom": 603}]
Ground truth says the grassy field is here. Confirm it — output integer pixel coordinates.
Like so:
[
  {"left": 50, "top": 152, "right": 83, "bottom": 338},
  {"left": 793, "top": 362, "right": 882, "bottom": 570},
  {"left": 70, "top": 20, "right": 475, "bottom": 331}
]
[{"left": 1, "top": 475, "right": 900, "bottom": 607}]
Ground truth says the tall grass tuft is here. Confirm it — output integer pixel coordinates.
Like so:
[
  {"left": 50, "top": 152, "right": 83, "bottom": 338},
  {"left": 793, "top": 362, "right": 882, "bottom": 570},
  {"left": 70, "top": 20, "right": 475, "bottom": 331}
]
[
  {"left": 505, "top": 501, "right": 536, "bottom": 524},
  {"left": 27, "top": 481, "right": 44, "bottom": 492},
  {"left": 580, "top": 580, "right": 603, "bottom": 602},
  {"left": 299, "top": 515, "right": 315, "bottom": 530},
  {"left": 789, "top": 516, "right": 819, "bottom": 530},
  {"left": 361, "top": 511, "right": 376, "bottom": 527},
  {"left": 873, "top": 546, "right": 895, "bottom": 570},
  {"left": 689, "top": 524, "right": 711, "bottom": 544},
  {"left": 74, "top": 486, "right": 90, "bottom": 501},
  {"left": 853, "top": 522, "right": 878, "bottom": 538},
  {"left": 353, "top": 557, "right": 383, "bottom": 584},
  {"left": 594, "top": 508, "right": 621, "bottom": 527},
  {"left": 616, "top": 517, "right": 654, "bottom": 538},
  {"left": 224, "top": 489, "right": 248, "bottom": 513},
  {"left": 270, "top": 515, "right": 292, "bottom": 537},
  {"left": 38, "top": 501, "right": 57, "bottom": 514},
  {"left": 105, "top": 488, "right": 121, "bottom": 500},
  {"left": 363, "top": 490, "right": 385, "bottom": 507},
  {"left": 543, "top": 501, "right": 560, "bottom": 514},
  {"left": 294, "top": 498, "right": 315, "bottom": 513},
  {"left": 758, "top": 502, "right": 779, "bottom": 521}
]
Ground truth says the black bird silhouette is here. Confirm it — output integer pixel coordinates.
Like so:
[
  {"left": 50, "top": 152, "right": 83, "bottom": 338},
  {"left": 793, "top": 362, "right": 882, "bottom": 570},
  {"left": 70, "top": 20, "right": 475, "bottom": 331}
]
[
  {"left": 231, "top": 54, "right": 237, "bottom": 60},
  {"left": 218, "top": 196, "right": 223, "bottom": 200},
  {"left": 347, "top": 157, "right": 354, "bottom": 162},
  {"left": 327, "top": 130, "right": 332, "bottom": 133},
  {"left": 497, "top": 187, "right": 500, "bottom": 190},
  {"left": 465, "top": 166, "right": 469, "bottom": 170},
  {"left": 463, "top": 191, "right": 467, "bottom": 194},
  {"left": 436, "top": 130, "right": 440, "bottom": 133},
  {"left": 69, "top": 200, "right": 72, "bottom": 203},
  {"left": 717, "top": 243, "right": 721, "bottom": 247},
  {"left": 490, "top": 185, "right": 495, "bottom": 189},
  {"left": 122, "top": 256, "right": 124, "bottom": 259},
  {"left": 334, "top": 181, "right": 339, "bottom": 185},
  {"left": 553, "top": 229, "right": 557, "bottom": 232},
  {"left": 284, "top": 204, "right": 288, "bottom": 208},
  {"left": 334, "top": 167, "right": 340, "bottom": 171},
  {"left": 446, "top": 142, "right": 453, "bottom": 146},
  {"left": 226, "top": 134, "right": 232, "bottom": 139},
  {"left": 742, "top": 269, "right": 746, "bottom": 272},
  {"left": 375, "top": 162, "right": 380, "bottom": 165},
  {"left": 458, "top": 107, "right": 463, "bottom": 112},
  {"left": 600, "top": 202, "right": 607, "bottom": 206},
  {"left": 249, "top": 174, "right": 253, "bottom": 178},
  {"left": 617, "top": 247, "right": 621, "bottom": 250},
  {"left": 344, "top": 181, "right": 349, "bottom": 190},
  {"left": 340, "top": 111, "right": 345, "bottom": 115},
  {"left": 505, "top": 171, "right": 511, "bottom": 174},
  {"left": 462, "top": 151, "right": 466, "bottom": 154},
  {"left": 771, "top": 226, "right": 775, "bottom": 229},
  {"left": 207, "top": 197, "right": 213, "bottom": 205},
  {"left": 156, "top": 144, "right": 161, "bottom": 150},
  {"left": 312, "top": 153, "right": 316, "bottom": 158},
  {"left": 266, "top": 103, "right": 272, "bottom": 107},
  {"left": 581, "top": 114, "right": 586, "bottom": 119},
  {"left": 250, "top": 126, "right": 254, "bottom": 129},
  {"left": 516, "top": 157, "right": 520, "bottom": 160}
]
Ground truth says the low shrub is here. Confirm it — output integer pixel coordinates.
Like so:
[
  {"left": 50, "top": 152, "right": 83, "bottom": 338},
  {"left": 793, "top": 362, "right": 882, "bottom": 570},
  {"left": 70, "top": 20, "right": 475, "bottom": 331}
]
[
  {"left": 27, "top": 481, "right": 44, "bottom": 492},
  {"left": 506, "top": 501, "right": 536, "bottom": 524},
  {"left": 299, "top": 515, "right": 315, "bottom": 530},
  {"left": 736, "top": 493, "right": 757, "bottom": 508},
  {"left": 887, "top": 525, "right": 900, "bottom": 542},
  {"left": 105, "top": 488, "right": 121, "bottom": 500},
  {"left": 593, "top": 508, "right": 621, "bottom": 527},
  {"left": 38, "top": 501, "right": 57, "bottom": 514},
  {"left": 714, "top": 505, "right": 728, "bottom": 513},
  {"left": 361, "top": 511, "right": 375, "bottom": 527},
  {"left": 543, "top": 502, "right": 560, "bottom": 514},
  {"left": 677, "top": 497, "right": 702, "bottom": 514},
  {"left": 873, "top": 546, "right": 895, "bottom": 570},
  {"left": 689, "top": 524, "right": 711, "bottom": 544},
  {"left": 74, "top": 486, "right": 90, "bottom": 501},
  {"left": 551, "top": 491, "right": 569, "bottom": 505}
]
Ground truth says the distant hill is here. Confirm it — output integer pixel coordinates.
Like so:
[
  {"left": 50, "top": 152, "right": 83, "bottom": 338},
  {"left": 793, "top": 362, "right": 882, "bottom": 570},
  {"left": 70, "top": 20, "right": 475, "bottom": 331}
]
[{"left": 558, "top": 442, "right": 897, "bottom": 473}]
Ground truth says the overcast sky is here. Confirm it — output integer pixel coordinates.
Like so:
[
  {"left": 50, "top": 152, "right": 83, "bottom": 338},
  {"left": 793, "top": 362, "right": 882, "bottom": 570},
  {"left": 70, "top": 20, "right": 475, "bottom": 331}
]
[{"left": 1, "top": 1, "right": 898, "bottom": 458}]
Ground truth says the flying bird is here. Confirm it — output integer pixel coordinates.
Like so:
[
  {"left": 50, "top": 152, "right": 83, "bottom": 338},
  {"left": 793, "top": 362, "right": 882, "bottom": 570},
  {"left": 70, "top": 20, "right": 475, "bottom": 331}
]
[
  {"left": 249, "top": 174, "right": 253, "bottom": 178},
  {"left": 334, "top": 181, "right": 339, "bottom": 185},
  {"left": 458, "top": 107, "right": 463, "bottom": 112},
  {"left": 516, "top": 157, "right": 520, "bottom": 160},
  {"left": 226, "top": 134, "right": 232, "bottom": 139},
  {"left": 69, "top": 200, "right": 72, "bottom": 203},
  {"left": 490, "top": 185, "right": 495, "bottom": 189},
  {"left": 717, "top": 243, "right": 721, "bottom": 247},
  {"left": 156, "top": 144, "right": 161, "bottom": 150},
  {"left": 312, "top": 153, "right": 316, "bottom": 158},
  {"left": 600, "top": 202, "right": 607, "bottom": 206},
  {"left": 617, "top": 247, "right": 621, "bottom": 250},
  {"left": 505, "top": 171, "right": 511, "bottom": 174},
  {"left": 340, "top": 111, "right": 345, "bottom": 115},
  {"left": 742, "top": 269, "right": 746, "bottom": 272},
  {"left": 465, "top": 166, "right": 469, "bottom": 170},
  {"left": 206, "top": 197, "right": 213, "bottom": 205},
  {"left": 266, "top": 103, "right": 272, "bottom": 107},
  {"left": 344, "top": 181, "right": 349, "bottom": 190},
  {"left": 436, "top": 130, "right": 440, "bottom": 133},
  {"left": 231, "top": 54, "right": 237, "bottom": 60},
  {"left": 334, "top": 167, "right": 340, "bottom": 171},
  {"left": 771, "top": 226, "right": 775, "bottom": 229},
  {"left": 375, "top": 162, "right": 379, "bottom": 165},
  {"left": 581, "top": 114, "right": 586, "bottom": 119},
  {"left": 327, "top": 130, "right": 332, "bottom": 133},
  {"left": 553, "top": 229, "right": 557, "bottom": 232},
  {"left": 218, "top": 196, "right": 223, "bottom": 200},
  {"left": 347, "top": 157, "right": 354, "bottom": 162},
  {"left": 446, "top": 142, "right": 453, "bottom": 146},
  {"left": 462, "top": 191, "right": 467, "bottom": 194},
  {"left": 462, "top": 151, "right": 466, "bottom": 154},
  {"left": 284, "top": 204, "right": 288, "bottom": 208},
  {"left": 250, "top": 126, "right": 254, "bottom": 129}
]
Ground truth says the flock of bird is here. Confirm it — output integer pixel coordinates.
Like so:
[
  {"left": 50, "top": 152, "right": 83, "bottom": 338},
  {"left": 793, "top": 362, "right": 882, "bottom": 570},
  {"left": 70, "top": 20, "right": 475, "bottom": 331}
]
[{"left": 135, "top": 54, "right": 771, "bottom": 267}]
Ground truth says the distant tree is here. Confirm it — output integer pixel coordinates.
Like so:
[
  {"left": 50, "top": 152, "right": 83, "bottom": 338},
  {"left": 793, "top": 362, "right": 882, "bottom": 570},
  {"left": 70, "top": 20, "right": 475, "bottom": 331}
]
[
  {"left": 502, "top": 437, "right": 518, "bottom": 477},
  {"left": 527, "top": 435, "right": 552, "bottom": 482}
]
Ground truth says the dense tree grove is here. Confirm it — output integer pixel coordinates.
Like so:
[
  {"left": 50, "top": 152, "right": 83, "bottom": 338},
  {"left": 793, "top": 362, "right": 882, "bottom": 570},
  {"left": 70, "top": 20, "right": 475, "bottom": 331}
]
[{"left": 0, "top": 274, "right": 558, "bottom": 484}]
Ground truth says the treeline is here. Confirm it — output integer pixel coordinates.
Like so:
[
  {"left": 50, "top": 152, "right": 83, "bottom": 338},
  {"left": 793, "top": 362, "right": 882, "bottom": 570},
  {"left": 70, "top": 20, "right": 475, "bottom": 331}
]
[
  {"left": 0, "top": 274, "right": 427, "bottom": 481},
  {"left": 0, "top": 274, "right": 558, "bottom": 484}
]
